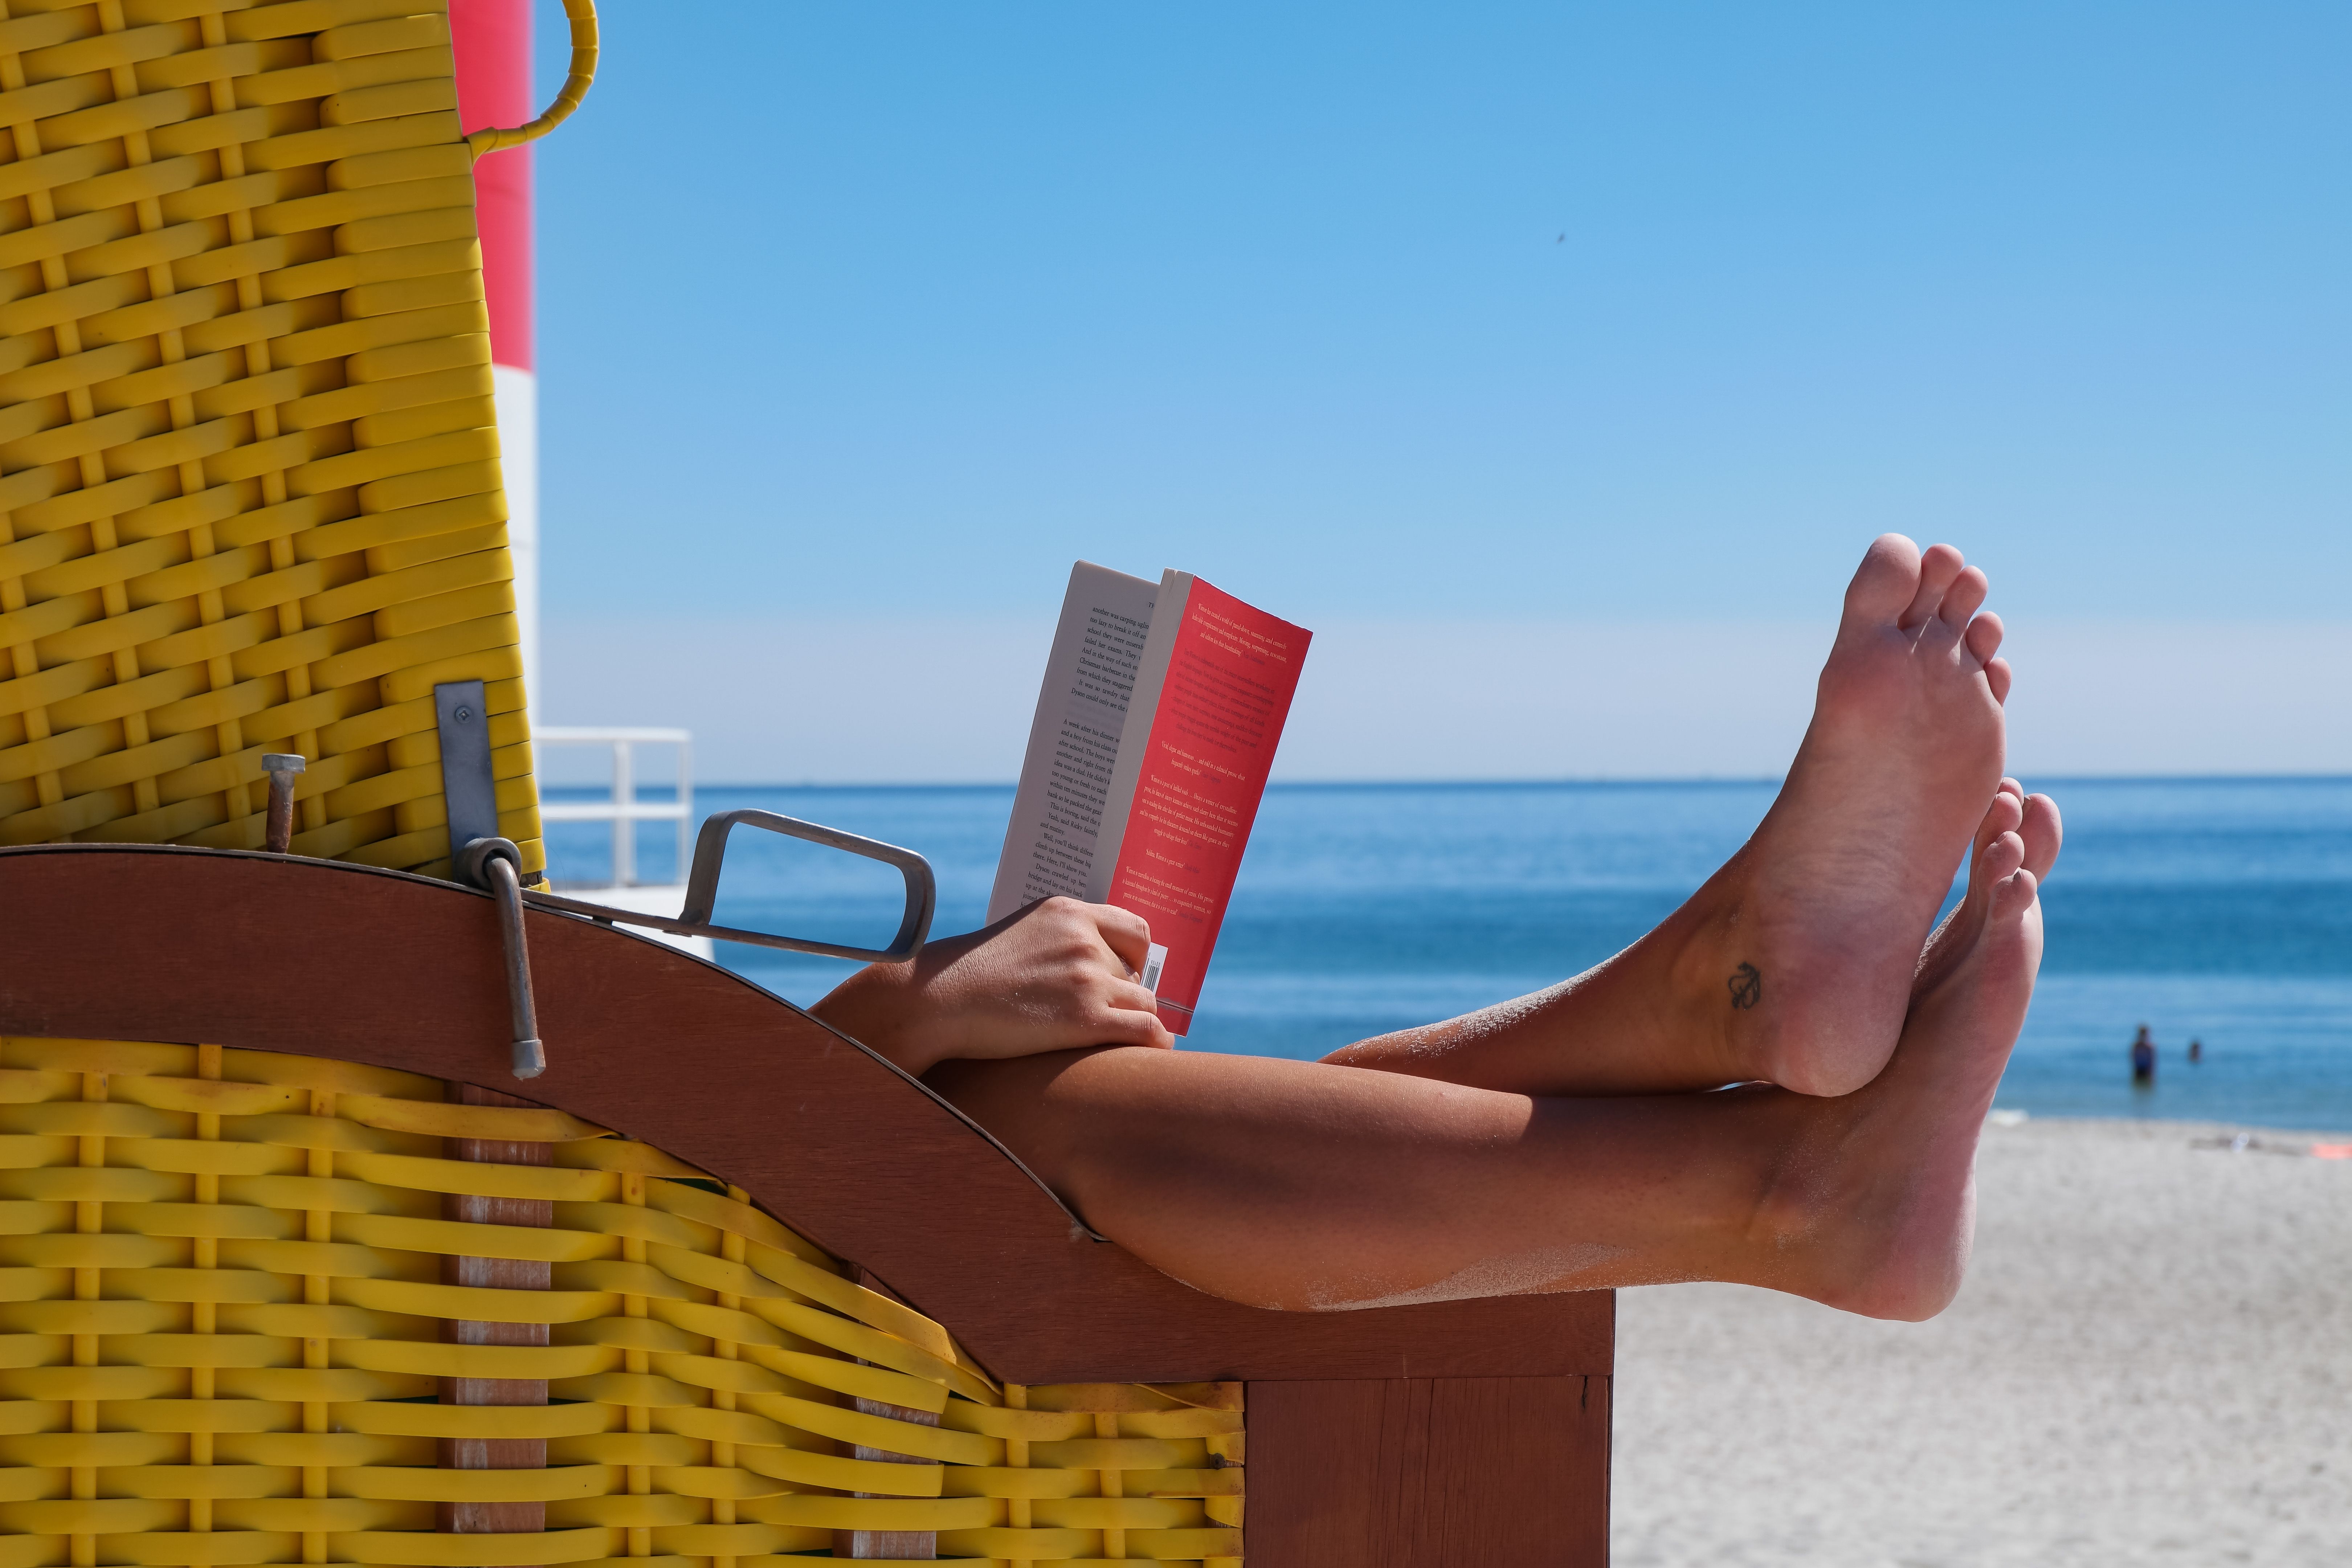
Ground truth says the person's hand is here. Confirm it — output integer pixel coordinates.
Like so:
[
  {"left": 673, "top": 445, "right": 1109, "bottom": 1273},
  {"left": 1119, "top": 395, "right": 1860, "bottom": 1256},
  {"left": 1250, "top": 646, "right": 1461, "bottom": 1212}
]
[{"left": 809, "top": 897, "right": 1176, "bottom": 1076}]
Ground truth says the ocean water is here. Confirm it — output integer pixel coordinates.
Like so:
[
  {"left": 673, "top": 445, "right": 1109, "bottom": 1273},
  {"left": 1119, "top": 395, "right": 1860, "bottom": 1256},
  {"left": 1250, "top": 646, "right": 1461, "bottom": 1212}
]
[{"left": 542, "top": 777, "right": 2352, "bottom": 1132}]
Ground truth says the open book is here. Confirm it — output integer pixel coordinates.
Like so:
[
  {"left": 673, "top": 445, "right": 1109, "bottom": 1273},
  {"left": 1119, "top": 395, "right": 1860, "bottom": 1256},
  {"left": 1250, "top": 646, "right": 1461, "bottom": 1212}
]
[{"left": 986, "top": 563, "right": 1311, "bottom": 1035}]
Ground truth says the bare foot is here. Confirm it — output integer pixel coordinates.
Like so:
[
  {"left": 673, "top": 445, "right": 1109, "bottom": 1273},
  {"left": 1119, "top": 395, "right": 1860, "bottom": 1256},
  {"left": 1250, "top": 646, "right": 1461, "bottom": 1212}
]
[
  {"left": 1677, "top": 535, "right": 2010, "bottom": 1095},
  {"left": 1759, "top": 823, "right": 2049, "bottom": 1320}
]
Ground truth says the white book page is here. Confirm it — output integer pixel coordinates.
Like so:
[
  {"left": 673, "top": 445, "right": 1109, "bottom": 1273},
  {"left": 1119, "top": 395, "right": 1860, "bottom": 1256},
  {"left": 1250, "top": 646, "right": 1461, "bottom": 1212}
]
[
  {"left": 1085, "top": 569, "right": 1192, "bottom": 904},
  {"left": 985, "top": 562, "right": 1160, "bottom": 924}
]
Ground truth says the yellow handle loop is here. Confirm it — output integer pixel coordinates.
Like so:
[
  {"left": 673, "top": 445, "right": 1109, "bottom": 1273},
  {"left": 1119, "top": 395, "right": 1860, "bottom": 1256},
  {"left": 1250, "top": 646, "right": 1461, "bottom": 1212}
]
[{"left": 466, "top": 0, "right": 598, "bottom": 160}]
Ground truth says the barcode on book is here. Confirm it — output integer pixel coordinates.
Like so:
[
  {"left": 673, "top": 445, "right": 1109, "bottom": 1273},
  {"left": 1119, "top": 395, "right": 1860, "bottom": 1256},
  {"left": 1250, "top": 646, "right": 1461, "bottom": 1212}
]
[{"left": 1140, "top": 943, "right": 1168, "bottom": 996}]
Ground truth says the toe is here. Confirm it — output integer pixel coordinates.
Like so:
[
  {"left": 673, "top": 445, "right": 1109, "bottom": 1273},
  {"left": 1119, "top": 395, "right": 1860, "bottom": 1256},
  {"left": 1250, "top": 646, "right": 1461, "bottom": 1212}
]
[
  {"left": 1976, "top": 789, "right": 2024, "bottom": 853},
  {"left": 1958, "top": 804, "right": 2025, "bottom": 920},
  {"left": 1997, "top": 776, "right": 2024, "bottom": 800},
  {"left": 1899, "top": 544, "right": 1966, "bottom": 629},
  {"left": 1985, "top": 657, "right": 2013, "bottom": 704},
  {"left": 1936, "top": 567, "right": 1990, "bottom": 631},
  {"left": 1981, "top": 829, "right": 2025, "bottom": 884},
  {"left": 1990, "top": 866, "right": 2039, "bottom": 924},
  {"left": 1964, "top": 789, "right": 2023, "bottom": 865},
  {"left": 1845, "top": 534, "right": 1924, "bottom": 624},
  {"left": 2018, "top": 793, "right": 2062, "bottom": 878},
  {"left": 1964, "top": 610, "right": 2004, "bottom": 667}
]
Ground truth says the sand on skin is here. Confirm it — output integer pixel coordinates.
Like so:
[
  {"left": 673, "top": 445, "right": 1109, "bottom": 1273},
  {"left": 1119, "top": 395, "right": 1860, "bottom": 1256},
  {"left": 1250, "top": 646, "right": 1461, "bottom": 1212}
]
[{"left": 1613, "top": 1116, "right": 2352, "bottom": 1567}]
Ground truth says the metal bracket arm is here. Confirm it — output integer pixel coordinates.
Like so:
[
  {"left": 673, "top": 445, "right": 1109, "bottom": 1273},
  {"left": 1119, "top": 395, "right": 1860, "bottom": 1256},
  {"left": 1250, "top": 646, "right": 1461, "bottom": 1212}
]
[{"left": 523, "top": 809, "right": 935, "bottom": 964}]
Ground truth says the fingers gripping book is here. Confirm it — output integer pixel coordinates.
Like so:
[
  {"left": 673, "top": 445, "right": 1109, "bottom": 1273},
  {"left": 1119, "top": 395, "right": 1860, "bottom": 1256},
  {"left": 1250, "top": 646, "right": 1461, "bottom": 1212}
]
[{"left": 987, "top": 563, "right": 1311, "bottom": 1034}]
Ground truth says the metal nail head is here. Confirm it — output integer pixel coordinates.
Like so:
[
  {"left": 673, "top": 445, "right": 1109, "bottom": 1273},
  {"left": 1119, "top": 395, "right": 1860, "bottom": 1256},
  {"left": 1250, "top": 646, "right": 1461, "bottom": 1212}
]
[{"left": 261, "top": 753, "right": 305, "bottom": 855}]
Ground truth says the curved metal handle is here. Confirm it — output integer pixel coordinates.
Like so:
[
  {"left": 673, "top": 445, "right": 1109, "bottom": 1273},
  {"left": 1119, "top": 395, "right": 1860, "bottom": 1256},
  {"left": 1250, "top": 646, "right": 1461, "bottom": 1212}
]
[
  {"left": 467, "top": 0, "right": 598, "bottom": 161},
  {"left": 522, "top": 810, "right": 937, "bottom": 965},
  {"left": 457, "top": 837, "right": 547, "bottom": 1079},
  {"left": 679, "top": 809, "right": 936, "bottom": 962}
]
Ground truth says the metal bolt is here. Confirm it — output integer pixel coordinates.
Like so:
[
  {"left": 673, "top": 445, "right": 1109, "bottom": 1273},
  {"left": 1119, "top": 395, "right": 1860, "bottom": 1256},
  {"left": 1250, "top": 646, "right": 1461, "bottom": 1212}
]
[
  {"left": 455, "top": 706, "right": 474, "bottom": 723},
  {"left": 260, "top": 754, "right": 306, "bottom": 855}
]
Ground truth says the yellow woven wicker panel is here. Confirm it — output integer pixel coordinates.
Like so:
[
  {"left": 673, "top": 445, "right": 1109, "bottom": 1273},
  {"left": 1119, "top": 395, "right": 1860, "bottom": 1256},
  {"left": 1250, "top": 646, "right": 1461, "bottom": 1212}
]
[
  {"left": 0, "top": 1037, "right": 1246, "bottom": 1567},
  {"left": 0, "top": 0, "right": 543, "bottom": 880}
]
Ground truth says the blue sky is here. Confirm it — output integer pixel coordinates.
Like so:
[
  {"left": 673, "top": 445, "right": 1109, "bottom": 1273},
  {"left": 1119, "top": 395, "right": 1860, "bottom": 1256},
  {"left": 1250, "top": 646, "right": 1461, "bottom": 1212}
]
[{"left": 527, "top": 3, "right": 2348, "bottom": 779}]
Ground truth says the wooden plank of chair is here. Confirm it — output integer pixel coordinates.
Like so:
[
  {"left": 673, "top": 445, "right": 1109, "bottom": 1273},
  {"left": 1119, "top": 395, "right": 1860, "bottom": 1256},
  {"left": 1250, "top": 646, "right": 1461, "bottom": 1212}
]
[
  {"left": 1244, "top": 1375, "right": 1612, "bottom": 1565},
  {"left": 0, "top": 844, "right": 1611, "bottom": 1384}
]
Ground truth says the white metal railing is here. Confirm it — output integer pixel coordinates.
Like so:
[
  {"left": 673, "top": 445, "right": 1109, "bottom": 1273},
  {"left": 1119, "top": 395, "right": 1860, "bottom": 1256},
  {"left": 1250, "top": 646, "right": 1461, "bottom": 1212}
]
[{"left": 534, "top": 727, "right": 691, "bottom": 888}]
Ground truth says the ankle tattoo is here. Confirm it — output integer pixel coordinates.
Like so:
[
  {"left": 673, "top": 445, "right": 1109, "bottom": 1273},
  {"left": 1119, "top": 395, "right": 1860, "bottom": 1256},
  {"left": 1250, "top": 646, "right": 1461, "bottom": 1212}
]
[{"left": 1728, "top": 962, "right": 1763, "bottom": 1010}]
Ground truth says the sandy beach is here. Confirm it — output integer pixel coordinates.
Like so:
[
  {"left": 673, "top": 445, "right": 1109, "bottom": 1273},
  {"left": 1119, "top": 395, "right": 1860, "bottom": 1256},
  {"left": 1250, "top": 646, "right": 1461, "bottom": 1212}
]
[{"left": 1614, "top": 1116, "right": 2352, "bottom": 1567}]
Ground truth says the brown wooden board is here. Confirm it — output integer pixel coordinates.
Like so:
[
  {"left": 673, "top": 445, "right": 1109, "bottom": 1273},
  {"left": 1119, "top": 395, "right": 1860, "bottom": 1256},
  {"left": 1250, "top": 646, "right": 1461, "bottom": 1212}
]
[
  {"left": 0, "top": 844, "right": 1613, "bottom": 1385},
  {"left": 1245, "top": 1376, "right": 1611, "bottom": 1567}
]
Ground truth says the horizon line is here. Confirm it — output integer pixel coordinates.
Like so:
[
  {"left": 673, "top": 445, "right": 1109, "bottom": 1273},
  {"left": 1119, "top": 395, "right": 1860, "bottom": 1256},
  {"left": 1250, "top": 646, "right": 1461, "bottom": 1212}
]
[{"left": 547, "top": 772, "right": 2352, "bottom": 792}]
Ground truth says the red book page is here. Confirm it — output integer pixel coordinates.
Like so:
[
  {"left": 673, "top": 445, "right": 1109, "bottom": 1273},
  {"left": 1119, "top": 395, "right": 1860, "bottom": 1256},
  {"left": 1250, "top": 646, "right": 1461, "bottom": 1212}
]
[{"left": 1104, "top": 580, "right": 1310, "bottom": 1034}]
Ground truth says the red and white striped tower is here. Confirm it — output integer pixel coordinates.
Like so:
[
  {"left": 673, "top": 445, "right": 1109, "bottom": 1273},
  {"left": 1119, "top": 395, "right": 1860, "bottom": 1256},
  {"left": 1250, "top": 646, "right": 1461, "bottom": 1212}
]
[{"left": 449, "top": 0, "right": 540, "bottom": 709}]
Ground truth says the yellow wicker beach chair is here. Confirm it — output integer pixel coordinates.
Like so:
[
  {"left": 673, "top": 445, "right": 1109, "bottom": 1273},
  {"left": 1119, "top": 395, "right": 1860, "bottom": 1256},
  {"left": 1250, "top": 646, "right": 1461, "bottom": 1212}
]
[{"left": 0, "top": 0, "right": 595, "bottom": 882}]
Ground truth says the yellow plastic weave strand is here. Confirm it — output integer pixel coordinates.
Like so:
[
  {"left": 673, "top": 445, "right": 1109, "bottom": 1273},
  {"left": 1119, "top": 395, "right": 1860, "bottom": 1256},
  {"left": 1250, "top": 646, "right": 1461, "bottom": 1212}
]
[
  {"left": 0, "top": 1037, "right": 1246, "bottom": 1566},
  {"left": 0, "top": 0, "right": 543, "bottom": 879}
]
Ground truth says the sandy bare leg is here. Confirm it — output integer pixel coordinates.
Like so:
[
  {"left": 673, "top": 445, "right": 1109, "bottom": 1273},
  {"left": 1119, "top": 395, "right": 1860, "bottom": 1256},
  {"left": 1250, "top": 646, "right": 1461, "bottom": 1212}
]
[
  {"left": 933, "top": 824, "right": 2050, "bottom": 1318},
  {"left": 1326, "top": 535, "right": 2010, "bottom": 1098}
]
